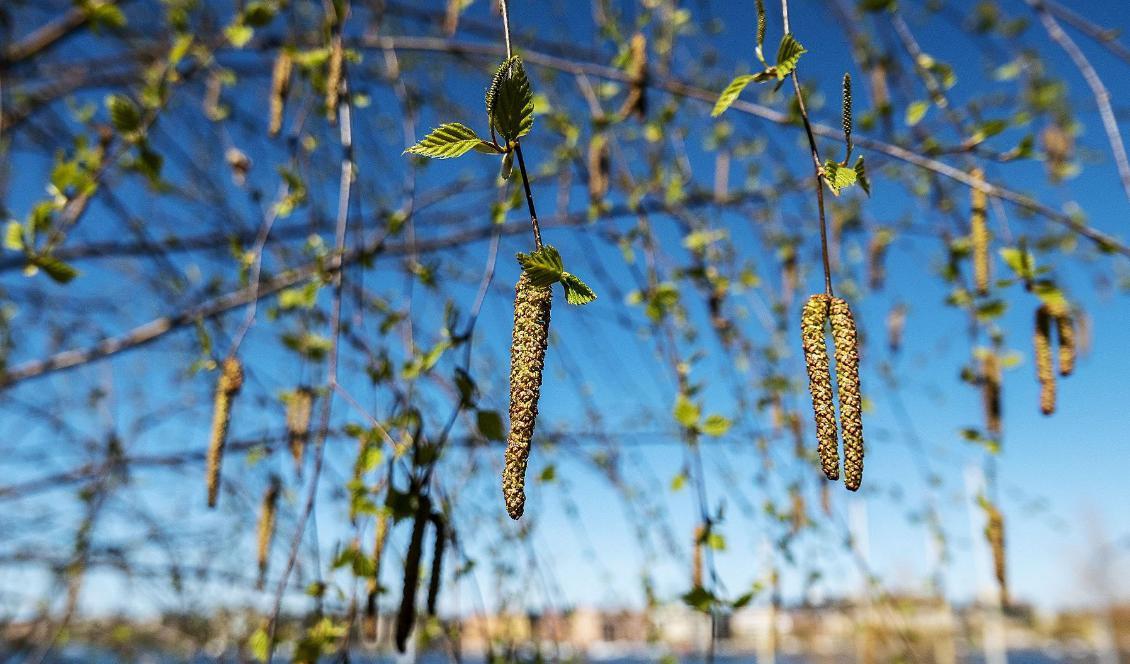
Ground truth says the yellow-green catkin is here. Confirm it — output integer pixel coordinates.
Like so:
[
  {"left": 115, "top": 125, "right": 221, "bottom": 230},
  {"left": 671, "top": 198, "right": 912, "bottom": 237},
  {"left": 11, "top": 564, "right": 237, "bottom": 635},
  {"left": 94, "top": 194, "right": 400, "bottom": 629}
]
[
  {"left": 1035, "top": 306, "right": 1056, "bottom": 415},
  {"left": 971, "top": 168, "right": 990, "bottom": 296},
  {"left": 325, "top": 36, "right": 343, "bottom": 123},
  {"left": 588, "top": 133, "right": 610, "bottom": 205},
  {"left": 206, "top": 357, "right": 243, "bottom": 508},
  {"left": 395, "top": 494, "right": 431, "bottom": 654},
  {"left": 801, "top": 294, "right": 838, "bottom": 481},
  {"left": 790, "top": 487, "right": 807, "bottom": 535},
  {"left": 286, "top": 387, "right": 313, "bottom": 476},
  {"left": 829, "top": 297, "right": 864, "bottom": 492},
  {"left": 619, "top": 33, "right": 648, "bottom": 120},
  {"left": 984, "top": 502, "right": 1008, "bottom": 607},
  {"left": 691, "top": 524, "right": 705, "bottom": 589},
  {"left": 426, "top": 512, "right": 446, "bottom": 617},
  {"left": 1056, "top": 311, "right": 1076, "bottom": 377},
  {"left": 982, "top": 353, "right": 1002, "bottom": 439},
  {"left": 256, "top": 476, "right": 280, "bottom": 590},
  {"left": 363, "top": 508, "right": 389, "bottom": 643},
  {"left": 867, "top": 230, "right": 891, "bottom": 291},
  {"left": 268, "top": 50, "right": 293, "bottom": 137},
  {"left": 503, "top": 274, "right": 553, "bottom": 520}
]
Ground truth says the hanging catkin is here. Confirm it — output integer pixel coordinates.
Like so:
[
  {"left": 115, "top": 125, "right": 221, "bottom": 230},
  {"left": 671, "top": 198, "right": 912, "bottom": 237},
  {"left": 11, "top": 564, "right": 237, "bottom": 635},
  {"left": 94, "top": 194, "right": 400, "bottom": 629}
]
[
  {"left": 691, "top": 523, "right": 705, "bottom": 588},
  {"left": 829, "top": 297, "right": 864, "bottom": 491},
  {"left": 984, "top": 501, "right": 1008, "bottom": 607},
  {"left": 971, "top": 168, "right": 991, "bottom": 296},
  {"left": 395, "top": 493, "right": 431, "bottom": 653},
  {"left": 801, "top": 294, "right": 839, "bottom": 481},
  {"left": 363, "top": 508, "right": 389, "bottom": 643},
  {"left": 619, "top": 33, "right": 648, "bottom": 120},
  {"left": 1035, "top": 305, "right": 1056, "bottom": 415},
  {"left": 790, "top": 488, "right": 807, "bottom": 535},
  {"left": 503, "top": 273, "right": 553, "bottom": 520},
  {"left": 268, "top": 50, "right": 293, "bottom": 137},
  {"left": 867, "top": 230, "right": 891, "bottom": 291},
  {"left": 426, "top": 512, "right": 446, "bottom": 617},
  {"left": 256, "top": 476, "right": 280, "bottom": 590},
  {"left": 981, "top": 352, "right": 1002, "bottom": 439},
  {"left": 588, "top": 132, "right": 610, "bottom": 204},
  {"left": 1056, "top": 311, "right": 1076, "bottom": 377},
  {"left": 286, "top": 387, "right": 313, "bottom": 476},
  {"left": 325, "top": 36, "right": 343, "bottom": 123},
  {"left": 206, "top": 357, "right": 243, "bottom": 508}
]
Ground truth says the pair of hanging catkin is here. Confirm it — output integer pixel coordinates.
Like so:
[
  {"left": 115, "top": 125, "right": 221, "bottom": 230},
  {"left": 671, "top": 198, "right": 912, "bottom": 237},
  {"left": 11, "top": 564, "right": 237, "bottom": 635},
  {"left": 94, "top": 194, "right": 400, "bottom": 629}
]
[
  {"left": 800, "top": 294, "right": 864, "bottom": 491},
  {"left": 502, "top": 273, "right": 553, "bottom": 520},
  {"left": 393, "top": 496, "right": 448, "bottom": 653},
  {"left": 1034, "top": 304, "right": 1076, "bottom": 415},
  {"left": 205, "top": 357, "right": 243, "bottom": 508}
]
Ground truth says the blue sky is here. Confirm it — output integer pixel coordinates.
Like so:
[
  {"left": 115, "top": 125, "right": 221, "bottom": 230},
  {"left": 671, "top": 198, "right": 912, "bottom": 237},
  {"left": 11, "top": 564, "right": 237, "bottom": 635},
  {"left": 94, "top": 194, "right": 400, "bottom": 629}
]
[{"left": 2, "top": 0, "right": 1130, "bottom": 622}]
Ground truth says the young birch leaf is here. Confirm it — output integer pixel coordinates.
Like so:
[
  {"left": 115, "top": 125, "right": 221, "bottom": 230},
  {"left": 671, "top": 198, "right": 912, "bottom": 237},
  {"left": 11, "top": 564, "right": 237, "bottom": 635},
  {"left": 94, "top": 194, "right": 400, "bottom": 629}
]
[
  {"left": 700, "top": 414, "right": 732, "bottom": 437},
  {"left": 405, "top": 123, "right": 499, "bottom": 159},
  {"left": 823, "top": 160, "right": 857, "bottom": 196},
  {"left": 29, "top": 254, "right": 78, "bottom": 283},
  {"left": 754, "top": 0, "right": 767, "bottom": 64},
  {"left": 106, "top": 94, "right": 142, "bottom": 134},
  {"left": 561, "top": 272, "right": 597, "bottom": 305},
  {"left": 774, "top": 34, "right": 807, "bottom": 80},
  {"left": 516, "top": 245, "right": 564, "bottom": 287},
  {"left": 489, "top": 57, "right": 534, "bottom": 143},
  {"left": 712, "top": 75, "right": 757, "bottom": 117},
  {"left": 854, "top": 155, "right": 871, "bottom": 196}
]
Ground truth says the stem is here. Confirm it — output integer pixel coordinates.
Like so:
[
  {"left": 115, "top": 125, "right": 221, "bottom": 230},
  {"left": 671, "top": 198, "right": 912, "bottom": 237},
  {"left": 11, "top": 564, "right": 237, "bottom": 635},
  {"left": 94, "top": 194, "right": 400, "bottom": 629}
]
[{"left": 497, "top": 0, "right": 543, "bottom": 250}]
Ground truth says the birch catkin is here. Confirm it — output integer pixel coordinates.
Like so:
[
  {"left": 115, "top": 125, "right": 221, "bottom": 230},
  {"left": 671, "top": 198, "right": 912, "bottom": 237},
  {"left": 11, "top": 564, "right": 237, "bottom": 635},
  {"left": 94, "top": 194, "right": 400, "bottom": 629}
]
[
  {"left": 1035, "top": 305, "right": 1056, "bottom": 415},
  {"left": 801, "top": 294, "right": 839, "bottom": 481},
  {"left": 206, "top": 357, "right": 243, "bottom": 508},
  {"left": 325, "top": 36, "right": 343, "bottom": 123},
  {"left": 256, "top": 476, "right": 280, "bottom": 590},
  {"left": 691, "top": 523, "right": 705, "bottom": 588},
  {"left": 619, "top": 33, "right": 648, "bottom": 120},
  {"left": 426, "top": 512, "right": 446, "bottom": 617},
  {"left": 984, "top": 502, "right": 1008, "bottom": 607},
  {"left": 268, "top": 50, "right": 293, "bottom": 137},
  {"left": 971, "top": 168, "right": 991, "bottom": 296},
  {"left": 395, "top": 494, "right": 431, "bottom": 653},
  {"left": 286, "top": 387, "right": 313, "bottom": 476},
  {"left": 829, "top": 297, "right": 864, "bottom": 491},
  {"left": 982, "top": 352, "right": 1002, "bottom": 439},
  {"left": 1056, "top": 311, "right": 1076, "bottom": 377},
  {"left": 588, "top": 133, "right": 610, "bottom": 204},
  {"left": 503, "top": 274, "right": 552, "bottom": 520}
]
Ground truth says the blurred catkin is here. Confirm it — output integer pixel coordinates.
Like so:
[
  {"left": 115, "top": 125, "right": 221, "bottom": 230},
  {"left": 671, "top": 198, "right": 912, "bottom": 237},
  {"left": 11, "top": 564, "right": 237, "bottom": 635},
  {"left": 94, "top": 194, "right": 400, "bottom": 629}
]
[
  {"left": 1056, "top": 311, "right": 1076, "bottom": 377},
  {"left": 206, "top": 357, "right": 243, "bottom": 508},
  {"left": 325, "top": 37, "right": 343, "bottom": 123},
  {"left": 830, "top": 297, "right": 864, "bottom": 492},
  {"left": 363, "top": 508, "right": 389, "bottom": 643},
  {"left": 619, "top": 33, "right": 648, "bottom": 120},
  {"left": 588, "top": 133, "right": 610, "bottom": 204},
  {"left": 691, "top": 524, "right": 705, "bottom": 588},
  {"left": 981, "top": 352, "right": 1002, "bottom": 439},
  {"left": 971, "top": 168, "right": 990, "bottom": 296},
  {"left": 426, "top": 512, "right": 446, "bottom": 617},
  {"left": 256, "top": 476, "right": 280, "bottom": 590},
  {"left": 867, "top": 230, "right": 891, "bottom": 291},
  {"left": 984, "top": 502, "right": 1008, "bottom": 607},
  {"left": 395, "top": 493, "right": 431, "bottom": 653},
  {"left": 503, "top": 274, "right": 552, "bottom": 520},
  {"left": 286, "top": 387, "right": 313, "bottom": 476},
  {"left": 268, "top": 50, "right": 293, "bottom": 137},
  {"left": 1035, "top": 306, "right": 1056, "bottom": 415},
  {"left": 801, "top": 294, "right": 838, "bottom": 481}
]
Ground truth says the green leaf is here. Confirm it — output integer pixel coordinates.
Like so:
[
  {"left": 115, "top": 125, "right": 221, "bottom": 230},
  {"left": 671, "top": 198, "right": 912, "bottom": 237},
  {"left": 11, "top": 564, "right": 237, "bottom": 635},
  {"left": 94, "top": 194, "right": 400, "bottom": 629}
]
[
  {"left": 700, "top": 414, "right": 732, "bottom": 437},
  {"left": 405, "top": 123, "right": 500, "bottom": 159},
  {"left": 224, "top": 23, "right": 254, "bottom": 48},
  {"left": 516, "top": 245, "right": 564, "bottom": 287},
  {"left": 29, "top": 254, "right": 78, "bottom": 283},
  {"left": 712, "top": 75, "right": 757, "bottom": 118},
  {"left": 681, "top": 586, "right": 716, "bottom": 613},
  {"left": 538, "top": 464, "right": 556, "bottom": 482},
  {"left": 999, "top": 246, "right": 1035, "bottom": 281},
  {"left": 754, "top": 0, "right": 767, "bottom": 64},
  {"left": 488, "top": 56, "right": 534, "bottom": 143},
  {"left": 905, "top": 100, "right": 929, "bottom": 127},
  {"left": 854, "top": 155, "right": 871, "bottom": 196},
  {"left": 774, "top": 34, "right": 807, "bottom": 79},
  {"left": 823, "top": 160, "right": 858, "bottom": 196},
  {"left": 561, "top": 272, "right": 597, "bottom": 305},
  {"left": 4, "top": 221, "right": 24, "bottom": 251},
  {"left": 476, "top": 409, "right": 504, "bottom": 442},
  {"left": 673, "top": 394, "right": 700, "bottom": 428},
  {"left": 106, "top": 94, "right": 141, "bottom": 134},
  {"left": 248, "top": 626, "right": 270, "bottom": 662}
]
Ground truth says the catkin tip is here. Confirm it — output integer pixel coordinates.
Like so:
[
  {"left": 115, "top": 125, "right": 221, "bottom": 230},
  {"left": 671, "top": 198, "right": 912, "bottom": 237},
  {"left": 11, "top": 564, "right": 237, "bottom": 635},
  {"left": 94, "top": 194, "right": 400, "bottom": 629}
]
[{"left": 503, "top": 274, "right": 552, "bottom": 520}]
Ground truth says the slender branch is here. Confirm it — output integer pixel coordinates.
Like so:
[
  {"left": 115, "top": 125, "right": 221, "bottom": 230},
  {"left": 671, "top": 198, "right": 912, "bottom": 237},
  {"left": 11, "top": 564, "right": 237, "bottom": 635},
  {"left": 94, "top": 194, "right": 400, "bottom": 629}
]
[
  {"left": 1028, "top": 0, "right": 1130, "bottom": 209},
  {"left": 496, "top": 0, "right": 543, "bottom": 250}
]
